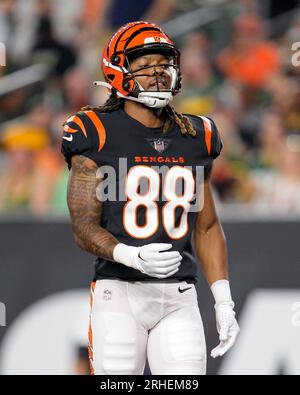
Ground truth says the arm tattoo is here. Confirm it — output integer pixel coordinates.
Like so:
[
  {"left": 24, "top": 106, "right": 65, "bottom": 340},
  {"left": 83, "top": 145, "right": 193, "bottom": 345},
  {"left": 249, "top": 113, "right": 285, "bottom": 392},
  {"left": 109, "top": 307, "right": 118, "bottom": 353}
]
[{"left": 67, "top": 155, "right": 118, "bottom": 260}]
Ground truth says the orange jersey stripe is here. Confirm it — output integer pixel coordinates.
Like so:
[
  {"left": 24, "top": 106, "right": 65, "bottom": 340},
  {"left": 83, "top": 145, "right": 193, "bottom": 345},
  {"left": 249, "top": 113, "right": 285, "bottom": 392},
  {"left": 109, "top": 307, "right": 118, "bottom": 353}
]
[
  {"left": 85, "top": 111, "right": 106, "bottom": 152},
  {"left": 64, "top": 115, "right": 87, "bottom": 138},
  {"left": 198, "top": 116, "right": 212, "bottom": 155}
]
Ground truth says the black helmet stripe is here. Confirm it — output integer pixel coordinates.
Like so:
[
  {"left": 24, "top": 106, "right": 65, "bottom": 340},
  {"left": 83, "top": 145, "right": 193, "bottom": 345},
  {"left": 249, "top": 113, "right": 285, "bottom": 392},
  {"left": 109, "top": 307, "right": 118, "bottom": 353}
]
[
  {"left": 123, "top": 27, "right": 162, "bottom": 51},
  {"left": 112, "top": 22, "right": 145, "bottom": 55}
]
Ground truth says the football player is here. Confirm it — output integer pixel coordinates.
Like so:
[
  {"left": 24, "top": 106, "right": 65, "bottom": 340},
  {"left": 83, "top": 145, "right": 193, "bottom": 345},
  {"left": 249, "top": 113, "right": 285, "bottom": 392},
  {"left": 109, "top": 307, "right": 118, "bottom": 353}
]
[{"left": 61, "top": 21, "right": 239, "bottom": 375}]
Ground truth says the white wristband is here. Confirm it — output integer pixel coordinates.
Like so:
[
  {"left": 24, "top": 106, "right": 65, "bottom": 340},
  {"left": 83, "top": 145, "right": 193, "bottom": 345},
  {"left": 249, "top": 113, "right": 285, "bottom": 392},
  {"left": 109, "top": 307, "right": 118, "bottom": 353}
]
[
  {"left": 113, "top": 243, "right": 138, "bottom": 269},
  {"left": 210, "top": 279, "right": 233, "bottom": 306}
]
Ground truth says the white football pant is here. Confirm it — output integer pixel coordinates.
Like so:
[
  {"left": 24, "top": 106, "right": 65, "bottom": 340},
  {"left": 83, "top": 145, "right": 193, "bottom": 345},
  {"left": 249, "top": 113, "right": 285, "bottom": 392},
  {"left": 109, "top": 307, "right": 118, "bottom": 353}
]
[{"left": 89, "top": 279, "right": 206, "bottom": 375}]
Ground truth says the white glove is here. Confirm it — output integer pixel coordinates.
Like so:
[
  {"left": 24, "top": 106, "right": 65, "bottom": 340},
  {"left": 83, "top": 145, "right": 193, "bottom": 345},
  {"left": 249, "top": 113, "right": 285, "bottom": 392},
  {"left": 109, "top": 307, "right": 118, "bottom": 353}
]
[
  {"left": 210, "top": 280, "right": 240, "bottom": 358},
  {"left": 113, "top": 243, "right": 182, "bottom": 279}
]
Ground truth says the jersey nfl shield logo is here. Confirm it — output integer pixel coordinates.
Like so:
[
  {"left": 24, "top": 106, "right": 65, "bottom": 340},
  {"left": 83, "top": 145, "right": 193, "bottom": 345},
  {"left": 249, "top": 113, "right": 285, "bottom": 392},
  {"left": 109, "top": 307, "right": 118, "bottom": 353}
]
[{"left": 147, "top": 138, "right": 170, "bottom": 154}]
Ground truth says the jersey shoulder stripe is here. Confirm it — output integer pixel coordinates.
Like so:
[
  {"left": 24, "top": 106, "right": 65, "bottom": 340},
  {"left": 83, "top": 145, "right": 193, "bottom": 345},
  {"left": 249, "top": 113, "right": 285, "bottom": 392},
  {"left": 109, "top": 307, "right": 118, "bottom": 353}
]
[
  {"left": 184, "top": 113, "right": 222, "bottom": 159},
  {"left": 183, "top": 113, "right": 213, "bottom": 155},
  {"left": 64, "top": 114, "right": 88, "bottom": 138},
  {"left": 84, "top": 110, "right": 106, "bottom": 153},
  {"left": 61, "top": 110, "right": 108, "bottom": 169},
  {"left": 197, "top": 115, "right": 213, "bottom": 156},
  {"left": 64, "top": 110, "right": 107, "bottom": 153}
]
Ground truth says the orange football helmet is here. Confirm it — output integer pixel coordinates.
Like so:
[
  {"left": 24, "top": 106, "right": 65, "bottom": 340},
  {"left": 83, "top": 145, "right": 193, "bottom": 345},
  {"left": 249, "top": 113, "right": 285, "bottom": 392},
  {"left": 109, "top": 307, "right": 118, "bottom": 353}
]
[{"left": 94, "top": 21, "right": 181, "bottom": 108}]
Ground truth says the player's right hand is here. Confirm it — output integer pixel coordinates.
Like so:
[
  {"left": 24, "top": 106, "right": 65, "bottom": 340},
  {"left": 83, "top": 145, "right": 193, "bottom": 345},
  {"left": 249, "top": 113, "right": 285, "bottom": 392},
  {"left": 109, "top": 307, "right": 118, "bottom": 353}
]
[{"left": 113, "top": 243, "right": 182, "bottom": 278}]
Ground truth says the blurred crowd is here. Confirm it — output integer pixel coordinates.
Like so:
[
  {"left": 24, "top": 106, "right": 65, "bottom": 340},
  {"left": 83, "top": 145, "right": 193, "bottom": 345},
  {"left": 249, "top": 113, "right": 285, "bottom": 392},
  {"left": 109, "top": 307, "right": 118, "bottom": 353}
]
[{"left": 0, "top": 0, "right": 300, "bottom": 216}]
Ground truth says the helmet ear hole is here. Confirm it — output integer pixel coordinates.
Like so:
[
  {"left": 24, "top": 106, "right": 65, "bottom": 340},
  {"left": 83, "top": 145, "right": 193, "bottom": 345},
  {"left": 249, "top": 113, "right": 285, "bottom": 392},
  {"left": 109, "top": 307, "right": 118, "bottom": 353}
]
[
  {"left": 111, "top": 55, "right": 121, "bottom": 65},
  {"left": 122, "top": 80, "right": 130, "bottom": 91}
]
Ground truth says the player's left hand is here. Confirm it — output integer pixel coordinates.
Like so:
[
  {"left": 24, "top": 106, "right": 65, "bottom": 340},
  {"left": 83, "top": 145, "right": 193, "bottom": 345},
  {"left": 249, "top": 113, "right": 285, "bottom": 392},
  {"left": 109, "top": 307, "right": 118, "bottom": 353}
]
[{"left": 211, "top": 302, "right": 240, "bottom": 358}]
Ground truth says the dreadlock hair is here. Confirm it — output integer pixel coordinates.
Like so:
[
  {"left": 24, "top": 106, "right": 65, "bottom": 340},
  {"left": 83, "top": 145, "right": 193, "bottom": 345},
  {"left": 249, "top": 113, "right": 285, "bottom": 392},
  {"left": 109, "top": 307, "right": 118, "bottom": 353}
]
[
  {"left": 164, "top": 105, "right": 197, "bottom": 137},
  {"left": 80, "top": 93, "right": 197, "bottom": 137}
]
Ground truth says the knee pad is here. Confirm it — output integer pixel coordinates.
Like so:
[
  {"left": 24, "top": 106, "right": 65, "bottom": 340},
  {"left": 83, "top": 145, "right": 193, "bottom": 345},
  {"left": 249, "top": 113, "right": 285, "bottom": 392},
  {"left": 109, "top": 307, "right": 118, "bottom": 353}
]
[
  {"left": 166, "top": 320, "right": 206, "bottom": 362},
  {"left": 101, "top": 313, "right": 138, "bottom": 374}
]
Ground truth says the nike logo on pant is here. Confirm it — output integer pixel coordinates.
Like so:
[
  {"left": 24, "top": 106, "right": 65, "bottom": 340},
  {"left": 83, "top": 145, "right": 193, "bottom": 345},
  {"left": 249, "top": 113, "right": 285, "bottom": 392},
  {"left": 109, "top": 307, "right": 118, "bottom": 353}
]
[{"left": 178, "top": 286, "right": 192, "bottom": 293}]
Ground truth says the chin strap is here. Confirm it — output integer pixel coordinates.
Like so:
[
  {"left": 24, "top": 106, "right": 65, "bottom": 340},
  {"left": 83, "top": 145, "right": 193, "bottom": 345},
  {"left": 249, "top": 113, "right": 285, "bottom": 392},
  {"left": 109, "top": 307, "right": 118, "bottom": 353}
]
[{"left": 93, "top": 81, "right": 173, "bottom": 108}]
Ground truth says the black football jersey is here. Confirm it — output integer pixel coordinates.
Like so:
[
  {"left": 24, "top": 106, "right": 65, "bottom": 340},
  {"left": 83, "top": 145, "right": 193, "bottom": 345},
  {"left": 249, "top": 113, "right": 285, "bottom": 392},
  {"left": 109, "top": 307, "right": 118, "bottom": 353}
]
[{"left": 61, "top": 107, "right": 222, "bottom": 283}]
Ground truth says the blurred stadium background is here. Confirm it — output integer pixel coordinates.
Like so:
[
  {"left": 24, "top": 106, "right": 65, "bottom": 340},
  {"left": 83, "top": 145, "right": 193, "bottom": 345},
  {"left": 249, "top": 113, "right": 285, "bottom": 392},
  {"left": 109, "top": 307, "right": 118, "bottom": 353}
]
[{"left": 0, "top": 0, "right": 300, "bottom": 375}]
